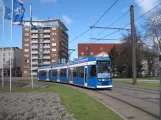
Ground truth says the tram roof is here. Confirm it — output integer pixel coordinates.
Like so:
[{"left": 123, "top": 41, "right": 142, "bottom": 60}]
[
  {"left": 38, "top": 57, "right": 110, "bottom": 69},
  {"left": 69, "top": 56, "right": 110, "bottom": 65}
]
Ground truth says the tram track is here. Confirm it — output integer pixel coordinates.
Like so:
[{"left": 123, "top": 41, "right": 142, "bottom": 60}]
[
  {"left": 114, "top": 84, "right": 159, "bottom": 94},
  {"left": 111, "top": 88, "right": 159, "bottom": 105},
  {"left": 94, "top": 90, "right": 159, "bottom": 120}
]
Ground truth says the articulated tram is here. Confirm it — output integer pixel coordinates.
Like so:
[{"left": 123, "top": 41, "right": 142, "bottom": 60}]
[{"left": 38, "top": 56, "right": 112, "bottom": 89}]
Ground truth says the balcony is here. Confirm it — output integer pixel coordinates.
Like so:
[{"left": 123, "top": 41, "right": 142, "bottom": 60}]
[
  {"left": 43, "top": 46, "right": 50, "bottom": 48},
  {"left": 43, "top": 30, "right": 50, "bottom": 33},
  {"left": 32, "top": 67, "right": 38, "bottom": 70},
  {"left": 32, "top": 46, "right": 38, "bottom": 49},
  {"left": 43, "top": 40, "right": 50, "bottom": 43},
  {"left": 32, "top": 51, "right": 38, "bottom": 54},
  {"left": 43, "top": 51, "right": 50, "bottom": 54},
  {"left": 43, "top": 35, "right": 50, "bottom": 38},
  {"left": 32, "top": 56, "right": 38, "bottom": 59},
  {"left": 31, "top": 30, "right": 38, "bottom": 33},
  {"left": 31, "top": 41, "right": 38, "bottom": 43},
  {"left": 31, "top": 35, "right": 38, "bottom": 38},
  {"left": 43, "top": 56, "right": 50, "bottom": 59},
  {"left": 43, "top": 61, "right": 50, "bottom": 64},
  {"left": 32, "top": 61, "right": 38, "bottom": 64}
]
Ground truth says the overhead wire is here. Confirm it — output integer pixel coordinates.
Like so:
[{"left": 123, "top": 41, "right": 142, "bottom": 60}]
[
  {"left": 93, "top": 0, "right": 144, "bottom": 39},
  {"left": 69, "top": 0, "right": 119, "bottom": 43},
  {"left": 100, "top": 2, "right": 161, "bottom": 39}
]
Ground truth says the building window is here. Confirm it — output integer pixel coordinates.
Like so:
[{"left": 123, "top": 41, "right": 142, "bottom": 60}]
[
  {"left": 25, "top": 60, "right": 29, "bottom": 63},
  {"left": 25, "top": 28, "right": 29, "bottom": 31},
  {"left": 24, "top": 33, "right": 29, "bottom": 36},
  {"left": 52, "top": 38, "right": 56, "bottom": 41},
  {"left": 24, "top": 38, "right": 29, "bottom": 41},
  {"left": 52, "top": 43, "right": 56, "bottom": 46},
  {"left": 81, "top": 52, "right": 84, "bottom": 56},
  {"left": 52, "top": 32, "right": 56, "bottom": 35},
  {"left": 24, "top": 65, "right": 29, "bottom": 68},
  {"left": 24, "top": 49, "right": 29, "bottom": 52},
  {"left": 52, "top": 54, "right": 56, "bottom": 58},
  {"left": 90, "top": 52, "right": 93, "bottom": 56},
  {"left": 24, "top": 70, "right": 29, "bottom": 74},
  {"left": 24, "top": 44, "right": 29, "bottom": 47},
  {"left": 85, "top": 46, "right": 89, "bottom": 50},
  {"left": 100, "top": 47, "right": 103, "bottom": 50},
  {"left": 52, "top": 27, "right": 56, "bottom": 30},
  {"left": 24, "top": 54, "right": 29, "bottom": 57},
  {"left": 52, "top": 48, "right": 56, "bottom": 51}
]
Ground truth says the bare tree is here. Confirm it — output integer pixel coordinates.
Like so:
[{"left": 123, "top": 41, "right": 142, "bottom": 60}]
[
  {"left": 144, "top": 10, "right": 161, "bottom": 50},
  {"left": 142, "top": 10, "right": 161, "bottom": 77}
]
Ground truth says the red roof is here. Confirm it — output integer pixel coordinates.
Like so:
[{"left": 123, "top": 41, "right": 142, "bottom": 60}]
[{"left": 78, "top": 43, "right": 121, "bottom": 57}]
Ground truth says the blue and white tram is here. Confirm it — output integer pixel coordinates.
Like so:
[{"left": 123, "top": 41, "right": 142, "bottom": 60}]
[{"left": 38, "top": 56, "right": 112, "bottom": 89}]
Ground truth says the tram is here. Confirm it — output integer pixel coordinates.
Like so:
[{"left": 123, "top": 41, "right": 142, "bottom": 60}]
[{"left": 38, "top": 56, "right": 112, "bottom": 89}]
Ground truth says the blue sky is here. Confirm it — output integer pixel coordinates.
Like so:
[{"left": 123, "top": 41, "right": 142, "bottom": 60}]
[{"left": 0, "top": 0, "right": 161, "bottom": 59}]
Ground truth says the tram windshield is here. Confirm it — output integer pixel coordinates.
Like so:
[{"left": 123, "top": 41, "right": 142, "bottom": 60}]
[{"left": 97, "top": 61, "right": 111, "bottom": 78}]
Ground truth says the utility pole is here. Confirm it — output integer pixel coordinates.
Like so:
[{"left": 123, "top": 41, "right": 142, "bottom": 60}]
[{"left": 130, "top": 5, "right": 136, "bottom": 85}]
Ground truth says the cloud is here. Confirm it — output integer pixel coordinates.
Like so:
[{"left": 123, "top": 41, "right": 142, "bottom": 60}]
[
  {"left": 40, "top": 0, "right": 57, "bottom": 4},
  {"left": 135, "top": 0, "right": 160, "bottom": 13},
  {"left": 62, "top": 15, "right": 72, "bottom": 24}
]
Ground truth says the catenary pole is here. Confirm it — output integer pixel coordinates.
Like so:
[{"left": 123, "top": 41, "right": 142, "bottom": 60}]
[{"left": 130, "top": 5, "right": 136, "bottom": 85}]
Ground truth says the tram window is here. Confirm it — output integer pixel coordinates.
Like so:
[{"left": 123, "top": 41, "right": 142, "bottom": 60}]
[
  {"left": 90, "top": 65, "right": 96, "bottom": 77},
  {"left": 79, "top": 66, "right": 84, "bottom": 78},
  {"left": 40, "top": 71, "right": 46, "bottom": 76},
  {"left": 60, "top": 69, "right": 66, "bottom": 76},
  {"left": 52, "top": 70, "right": 57, "bottom": 76},
  {"left": 73, "top": 68, "right": 77, "bottom": 77}
]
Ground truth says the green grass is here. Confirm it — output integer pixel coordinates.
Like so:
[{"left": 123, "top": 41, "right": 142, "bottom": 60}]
[
  {"left": 113, "top": 80, "right": 159, "bottom": 88},
  {"left": 0, "top": 82, "right": 122, "bottom": 120},
  {"left": 113, "top": 77, "right": 160, "bottom": 80},
  {"left": 16, "top": 79, "right": 39, "bottom": 83},
  {"left": 137, "top": 77, "right": 160, "bottom": 80}
]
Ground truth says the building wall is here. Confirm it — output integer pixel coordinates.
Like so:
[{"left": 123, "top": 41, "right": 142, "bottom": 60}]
[
  {"left": 78, "top": 43, "right": 121, "bottom": 58},
  {"left": 0, "top": 47, "right": 22, "bottom": 77}
]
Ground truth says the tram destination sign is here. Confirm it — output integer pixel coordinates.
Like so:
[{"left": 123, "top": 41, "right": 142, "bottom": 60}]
[{"left": 97, "top": 61, "right": 110, "bottom": 65}]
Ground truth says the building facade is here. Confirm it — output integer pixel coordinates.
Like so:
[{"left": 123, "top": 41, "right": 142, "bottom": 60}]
[
  {"left": 0, "top": 47, "right": 22, "bottom": 77},
  {"left": 78, "top": 43, "right": 121, "bottom": 58},
  {"left": 22, "top": 19, "right": 68, "bottom": 77}
]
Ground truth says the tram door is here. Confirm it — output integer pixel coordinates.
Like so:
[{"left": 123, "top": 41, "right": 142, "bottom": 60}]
[
  {"left": 57, "top": 70, "right": 60, "bottom": 82},
  {"left": 70, "top": 68, "right": 73, "bottom": 83},
  {"left": 46, "top": 70, "right": 49, "bottom": 81},
  {"left": 84, "top": 66, "right": 88, "bottom": 86}
]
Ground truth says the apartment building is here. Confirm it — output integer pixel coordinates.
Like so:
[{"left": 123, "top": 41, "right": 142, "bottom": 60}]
[
  {"left": 0, "top": 47, "right": 22, "bottom": 77},
  {"left": 22, "top": 19, "right": 68, "bottom": 77}
]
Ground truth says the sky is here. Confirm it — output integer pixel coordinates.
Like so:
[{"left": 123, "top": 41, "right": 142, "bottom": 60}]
[{"left": 0, "top": 0, "right": 161, "bottom": 60}]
